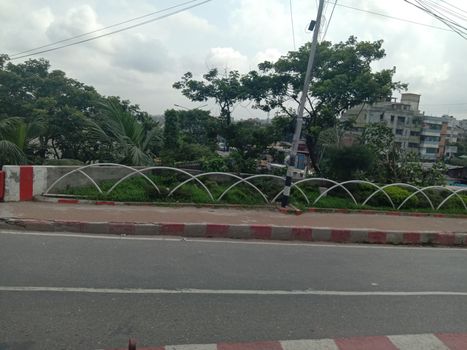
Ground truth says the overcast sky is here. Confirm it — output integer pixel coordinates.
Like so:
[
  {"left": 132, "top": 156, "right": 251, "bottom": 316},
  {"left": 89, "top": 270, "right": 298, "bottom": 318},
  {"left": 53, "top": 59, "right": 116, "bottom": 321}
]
[{"left": 1, "top": 0, "right": 466, "bottom": 120}]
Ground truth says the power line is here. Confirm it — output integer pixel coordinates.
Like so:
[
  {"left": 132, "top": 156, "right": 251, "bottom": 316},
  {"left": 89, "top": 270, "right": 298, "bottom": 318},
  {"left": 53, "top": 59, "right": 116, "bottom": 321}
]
[
  {"left": 9, "top": 0, "right": 213, "bottom": 60},
  {"left": 10, "top": 0, "right": 205, "bottom": 58},
  {"left": 289, "top": 0, "right": 296, "bottom": 50},
  {"left": 10, "top": 0, "right": 205, "bottom": 57},
  {"left": 322, "top": 0, "right": 337, "bottom": 40},
  {"left": 329, "top": 1, "right": 453, "bottom": 32},
  {"left": 404, "top": 0, "right": 467, "bottom": 39}
]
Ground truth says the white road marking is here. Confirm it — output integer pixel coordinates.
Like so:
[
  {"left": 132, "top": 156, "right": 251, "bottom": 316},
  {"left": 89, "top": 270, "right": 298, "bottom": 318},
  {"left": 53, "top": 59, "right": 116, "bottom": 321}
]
[
  {"left": 165, "top": 345, "right": 217, "bottom": 350},
  {"left": 281, "top": 339, "right": 339, "bottom": 350},
  {"left": 1, "top": 286, "right": 467, "bottom": 296},
  {"left": 389, "top": 334, "right": 450, "bottom": 349},
  {"left": 1, "top": 229, "right": 467, "bottom": 251}
]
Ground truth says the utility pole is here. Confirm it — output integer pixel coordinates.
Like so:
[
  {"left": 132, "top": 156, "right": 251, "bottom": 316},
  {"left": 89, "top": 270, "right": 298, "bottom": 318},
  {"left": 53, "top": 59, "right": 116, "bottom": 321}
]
[{"left": 281, "top": 0, "right": 325, "bottom": 208}]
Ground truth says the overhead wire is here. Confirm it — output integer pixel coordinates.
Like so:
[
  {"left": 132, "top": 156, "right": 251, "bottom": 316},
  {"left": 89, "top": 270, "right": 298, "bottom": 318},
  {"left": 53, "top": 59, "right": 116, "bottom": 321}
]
[
  {"left": 289, "top": 0, "right": 297, "bottom": 50},
  {"left": 9, "top": 0, "right": 213, "bottom": 60},
  {"left": 330, "top": 1, "right": 454, "bottom": 32},
  {"left": 404, "top": 0, "right": 467, "bottom": 39},
  {"left": 322, "top": 0, "right": 338, "bottom": 41}
]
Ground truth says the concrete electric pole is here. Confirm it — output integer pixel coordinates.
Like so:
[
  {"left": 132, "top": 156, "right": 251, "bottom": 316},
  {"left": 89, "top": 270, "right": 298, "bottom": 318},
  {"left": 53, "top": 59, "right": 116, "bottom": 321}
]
[{"left": 281, "top": 0, "right": 326, "bottom": 208}]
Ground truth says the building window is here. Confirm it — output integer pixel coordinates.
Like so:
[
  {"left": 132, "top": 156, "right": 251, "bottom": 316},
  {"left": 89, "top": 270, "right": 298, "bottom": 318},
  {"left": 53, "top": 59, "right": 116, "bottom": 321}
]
[
  {"left": 390, "top": 115, "right": 395, "bottom": 122},
  {"left": 410, "top": 131, "right": 420, "bottom": 136},
  {"left": 397, "top": 116, "right": 406, "bottom": 123},
  {"left": 408, "top": 143, "right": 418, "bottom": 148},
  {"left": 396, "top": 129, "right": 403, "bottom": 135},
  {"left": 426, "top": 148, "right": 437, "bottom": 154}
]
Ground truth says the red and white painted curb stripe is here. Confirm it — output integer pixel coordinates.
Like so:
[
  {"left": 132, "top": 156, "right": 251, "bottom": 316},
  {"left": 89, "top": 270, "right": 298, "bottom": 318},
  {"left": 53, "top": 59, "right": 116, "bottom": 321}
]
[
  {"left": 103, "top": 333, "right": 467, "bottom": 350},
  {"left": 1, "top": 218, "right": 466, "bottom": 246}
]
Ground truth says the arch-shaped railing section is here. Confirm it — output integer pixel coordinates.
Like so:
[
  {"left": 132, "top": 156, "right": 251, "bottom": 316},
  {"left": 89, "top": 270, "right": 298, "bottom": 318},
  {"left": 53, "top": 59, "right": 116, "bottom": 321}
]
[
  {"left": 42, "top": 166, "right": 467, "bottom": 212},
  {"left": 437, "top": 188, "right": 467, "bottom": 210},
  {"left": 106, "top": 166, "right": 217, "bottom": 196},
  {"left": 168, "top": 172, "right": 280, "bottom": 203},
  {"left": 270, "top": 178, "right": 356, "bottom": 205},
  {"left": 362, "top": 183, "right": 435, "bottom": 210},
  {"left": 313, "top": 180, "right": 395, "bottom": 208},
  {"left": 217, "top": 174, "right": 286, "bottom": 203},
  {"left": 44, "top": 163, "right": 160, "bottom": 196},
  {"left": 398, "top": 186, "right": 467, "bottom": 211}
]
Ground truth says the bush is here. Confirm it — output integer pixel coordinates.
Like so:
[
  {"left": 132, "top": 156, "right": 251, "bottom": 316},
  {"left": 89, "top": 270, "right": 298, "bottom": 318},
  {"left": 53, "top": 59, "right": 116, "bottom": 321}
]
[
  {"left": 322, "top": 145, "right": 375, "bottom": 181},
  {"left": 368, "top": 186, "right": 419, "bottom": 208}
]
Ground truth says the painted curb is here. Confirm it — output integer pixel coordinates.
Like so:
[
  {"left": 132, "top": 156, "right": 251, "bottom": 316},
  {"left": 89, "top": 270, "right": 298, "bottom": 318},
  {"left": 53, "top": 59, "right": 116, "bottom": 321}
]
[
  {"left": 1, "top": 218, "right": 466, "bottom": 247},
  {"left": 102, "top": 332, "right": 467, "bottom": 350}
]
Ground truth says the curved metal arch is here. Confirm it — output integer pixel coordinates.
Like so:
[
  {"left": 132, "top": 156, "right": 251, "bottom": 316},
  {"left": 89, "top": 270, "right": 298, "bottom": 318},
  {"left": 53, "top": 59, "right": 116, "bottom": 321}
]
[
  {"left": 44, "top": 163, "right": 126, "bottom": 195},
  {"left": 44, "top": 163, "right": 160, "bottom": 196},
  {"left": 313, "top": 180, "right": 395, "bottom": 209},
  {"left": 108, "top": 166, "right": 217, "bottom": 195},
  {"left": 270, "top": 178, "right": 349, "bottom": 205},
  {"left": 169, "top": 172, "right": 273, "bottom": 203},
  {"left": 398, "top": 186, "right": 467, "bottom": 211},
  {"left": 113, "top": 166, "right": 211, "bottom": 199},
  {"left": 362, "top": 183, "right": 435, "bottom": 210},
  {"left": 217, "top": 174, "right": 286, "bottom": 203},
  {"left": 437, "top": 188, "right": 467, "bottom": 211}
]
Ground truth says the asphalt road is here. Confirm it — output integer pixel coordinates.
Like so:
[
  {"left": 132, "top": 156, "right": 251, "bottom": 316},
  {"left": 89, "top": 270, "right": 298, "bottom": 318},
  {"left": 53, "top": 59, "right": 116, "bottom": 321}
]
[{"left": 1, "top": 230, "right": 467, "bottom": 350}]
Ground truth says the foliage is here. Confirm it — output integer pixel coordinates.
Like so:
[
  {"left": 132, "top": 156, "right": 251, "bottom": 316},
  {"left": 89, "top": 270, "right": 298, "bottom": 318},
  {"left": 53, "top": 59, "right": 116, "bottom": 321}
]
[
  {"left": 98, "top": 99, "right": 161, "bottom": 166},
  {"left": 173, "top": 69, "right": 245, "bottom": 126},
  {"left": 0, "top": 55, "right": 164, "bottom": 165},
  {"left": 321, "top": 145, "right": 375, "bottom": 181},
  {"left": 242, "top": 36, "right": 407, "bottom": 173}
]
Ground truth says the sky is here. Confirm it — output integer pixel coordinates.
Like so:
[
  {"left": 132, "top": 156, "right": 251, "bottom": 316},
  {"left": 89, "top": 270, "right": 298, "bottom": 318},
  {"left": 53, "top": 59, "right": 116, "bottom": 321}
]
[{"left": 1, "top": 0, "right": 466, "bottom": 120}]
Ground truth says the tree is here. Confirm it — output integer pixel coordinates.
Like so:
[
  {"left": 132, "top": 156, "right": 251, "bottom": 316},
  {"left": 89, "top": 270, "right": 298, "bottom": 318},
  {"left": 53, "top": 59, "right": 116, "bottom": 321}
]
[
  {"left": 97, "top": 98, "right": 161, "bottom": 165},
  {"left": 173, "top": 69, "right": 245, "bottom": 126},
  {"left": 242, "top": 36, "right": 407, "bottom": 173},
  {"left": 321, "top": 145, "right": 375, "bottom": 181}
]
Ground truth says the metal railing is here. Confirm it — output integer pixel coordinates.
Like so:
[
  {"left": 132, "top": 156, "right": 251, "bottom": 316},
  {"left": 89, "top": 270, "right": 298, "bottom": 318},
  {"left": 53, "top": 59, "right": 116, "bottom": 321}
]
[{"left": 43, "top": 163, "right": 467, "bottom": 211}]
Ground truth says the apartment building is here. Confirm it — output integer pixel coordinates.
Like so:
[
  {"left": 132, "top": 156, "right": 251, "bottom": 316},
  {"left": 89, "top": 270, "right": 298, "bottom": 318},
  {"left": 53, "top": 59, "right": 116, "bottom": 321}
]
[{"left": 343, "top": 93, "right": 459, "bottom": 161}]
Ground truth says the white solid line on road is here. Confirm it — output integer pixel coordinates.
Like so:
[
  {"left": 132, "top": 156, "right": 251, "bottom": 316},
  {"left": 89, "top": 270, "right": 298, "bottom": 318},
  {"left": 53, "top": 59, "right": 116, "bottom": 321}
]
[
  {"left": 388, "top": 334, "right": 450, "bottom": 350},
  {"left": 2, "top": 229, "right": 467, "bottom": 252},
  {"left": 281, "top": 339, "right": 339, "bottom": 350},
  {"left": 165, "top": 345, "right": 217, "bottom": 350},
  {"left": 1, "top": 286, "right": 467, "bottom": 296}
]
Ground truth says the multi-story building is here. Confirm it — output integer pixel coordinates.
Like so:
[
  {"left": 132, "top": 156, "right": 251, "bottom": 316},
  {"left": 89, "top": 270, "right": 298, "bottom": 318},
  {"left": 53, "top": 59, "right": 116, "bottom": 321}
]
[
  {"left": 419, "top": 115, "right": 458, "bottom": 161},
  {"left": 343, "top": 93, "right": 459, "bottom": 161}
]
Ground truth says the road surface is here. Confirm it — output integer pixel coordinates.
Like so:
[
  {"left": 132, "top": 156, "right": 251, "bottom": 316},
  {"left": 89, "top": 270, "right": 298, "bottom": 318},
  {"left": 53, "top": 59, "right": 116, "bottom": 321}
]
[{"left": 1, "top": 230, "right": 467, "bottom": 349}]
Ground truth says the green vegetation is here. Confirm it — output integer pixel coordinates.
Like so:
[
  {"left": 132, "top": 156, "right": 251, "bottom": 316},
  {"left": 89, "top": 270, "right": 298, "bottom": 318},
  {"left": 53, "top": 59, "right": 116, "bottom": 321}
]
[{"left": 61, "top": 176, "right": 467, "bottom": 214}]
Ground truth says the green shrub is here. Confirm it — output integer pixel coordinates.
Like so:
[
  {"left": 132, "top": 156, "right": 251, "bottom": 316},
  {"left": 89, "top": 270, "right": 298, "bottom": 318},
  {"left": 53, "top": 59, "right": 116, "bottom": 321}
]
[{"left": 368, "top": 186, "right": 419, "bottom": 208}]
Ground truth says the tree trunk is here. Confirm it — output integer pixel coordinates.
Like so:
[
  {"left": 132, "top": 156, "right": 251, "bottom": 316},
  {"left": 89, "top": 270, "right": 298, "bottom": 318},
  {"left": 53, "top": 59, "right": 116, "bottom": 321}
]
[{"left": 305, "top": 133, "right": 321, "bottom": 174}]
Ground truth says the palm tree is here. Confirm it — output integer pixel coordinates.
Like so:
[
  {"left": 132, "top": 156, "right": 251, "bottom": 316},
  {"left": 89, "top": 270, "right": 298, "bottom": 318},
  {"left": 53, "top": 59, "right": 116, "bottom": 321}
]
[
  {"left": 98, "top": 99, "right": 160, "bottom": 165},
  {"left": 0, "top": 117, "right": 27, "bottom": 165}
]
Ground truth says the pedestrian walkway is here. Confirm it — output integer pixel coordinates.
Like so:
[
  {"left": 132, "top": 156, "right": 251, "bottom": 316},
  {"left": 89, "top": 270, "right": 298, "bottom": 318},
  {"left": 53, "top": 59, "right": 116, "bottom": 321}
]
[
  {"left": 1, "top": 202, "right": 467, "bottom": 246},
  {"left": 1, "top": 202, "right": 466, "bottom": 232},
  {"left": 104, "top": 333, "right": 467, "bottom": 350}
]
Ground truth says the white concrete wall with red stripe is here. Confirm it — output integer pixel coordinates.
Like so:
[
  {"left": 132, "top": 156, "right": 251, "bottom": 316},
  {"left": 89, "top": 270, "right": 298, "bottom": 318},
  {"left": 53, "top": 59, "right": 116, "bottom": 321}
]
[{"left": 0, "top": 166, "right": 48, "bottom": 201}]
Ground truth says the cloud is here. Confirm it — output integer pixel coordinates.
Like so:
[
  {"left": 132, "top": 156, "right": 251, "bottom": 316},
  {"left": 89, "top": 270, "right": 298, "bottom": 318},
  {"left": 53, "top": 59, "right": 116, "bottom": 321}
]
[
  {"left": 0, "top": 0, "right": 465, "bottom": 119},
  {"left": 205, "top": 47, "right": 249, "bottom": 72}
]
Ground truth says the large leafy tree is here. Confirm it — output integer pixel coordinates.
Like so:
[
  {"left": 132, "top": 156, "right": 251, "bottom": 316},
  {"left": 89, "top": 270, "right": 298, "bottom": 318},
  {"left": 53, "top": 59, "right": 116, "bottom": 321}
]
[
  {"left": 173, "top": 69, "right": 245, "bottom": 126},
  {"left": 242, "top": 36, "right": 407, "bottom": 173}
]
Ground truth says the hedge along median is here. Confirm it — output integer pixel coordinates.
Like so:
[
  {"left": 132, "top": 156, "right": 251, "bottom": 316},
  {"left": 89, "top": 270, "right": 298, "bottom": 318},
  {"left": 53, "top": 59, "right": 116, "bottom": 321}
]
[{"left": 52, "top": 173, "right": 467, "bottom": 215}]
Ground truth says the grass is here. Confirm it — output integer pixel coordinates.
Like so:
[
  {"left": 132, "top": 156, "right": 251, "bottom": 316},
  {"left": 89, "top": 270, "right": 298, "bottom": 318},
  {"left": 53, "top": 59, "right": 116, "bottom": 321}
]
[{"left": 59, "top": 175, "right": 467, "bottom": 215}]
